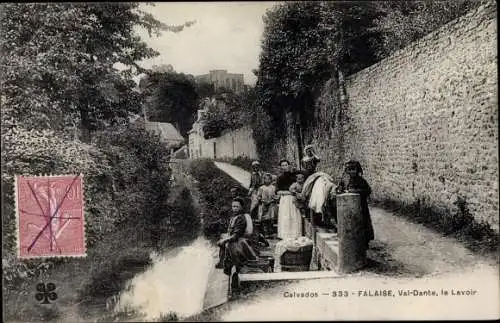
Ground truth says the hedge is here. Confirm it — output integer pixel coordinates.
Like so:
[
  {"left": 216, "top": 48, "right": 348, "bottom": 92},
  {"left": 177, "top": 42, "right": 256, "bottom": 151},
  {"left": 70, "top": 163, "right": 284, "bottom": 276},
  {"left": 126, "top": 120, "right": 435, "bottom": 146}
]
[{"left": 188, "top": 159, "right": 250, "bottom": 241}]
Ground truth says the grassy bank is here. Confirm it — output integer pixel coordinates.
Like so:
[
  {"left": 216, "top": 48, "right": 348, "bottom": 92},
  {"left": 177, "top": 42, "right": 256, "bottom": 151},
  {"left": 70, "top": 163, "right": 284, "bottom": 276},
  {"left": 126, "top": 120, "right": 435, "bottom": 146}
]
[{"left": 188, "top": 158, "right": 251, "bottom": 241}]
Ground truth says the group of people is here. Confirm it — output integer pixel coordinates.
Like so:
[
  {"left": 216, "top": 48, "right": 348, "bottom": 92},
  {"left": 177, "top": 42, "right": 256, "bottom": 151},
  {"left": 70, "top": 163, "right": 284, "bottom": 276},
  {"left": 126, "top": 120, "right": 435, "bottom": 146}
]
[
  {"left": 216, "top": 145, "right": 375, "bottom": 275},
  {"left": 247, "top": 145, "right": 321, "bottom": 241}
]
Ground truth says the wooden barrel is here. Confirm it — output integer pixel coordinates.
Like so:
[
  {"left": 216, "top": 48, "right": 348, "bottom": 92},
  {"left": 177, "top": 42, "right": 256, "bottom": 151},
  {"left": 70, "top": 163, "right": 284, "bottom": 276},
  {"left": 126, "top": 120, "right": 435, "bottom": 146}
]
[{"left": 336, "top": 193, "right": 366, "bottom": 273}]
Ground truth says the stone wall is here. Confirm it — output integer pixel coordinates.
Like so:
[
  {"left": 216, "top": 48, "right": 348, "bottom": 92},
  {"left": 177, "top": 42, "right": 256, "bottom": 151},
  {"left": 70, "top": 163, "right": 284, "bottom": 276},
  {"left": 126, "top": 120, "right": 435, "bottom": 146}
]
[
  {"left": 281, "top": 2, "right": 498, "bottom": 230},
  {"left": 193, "top": 126, "right": 258, "bottom": 160}
]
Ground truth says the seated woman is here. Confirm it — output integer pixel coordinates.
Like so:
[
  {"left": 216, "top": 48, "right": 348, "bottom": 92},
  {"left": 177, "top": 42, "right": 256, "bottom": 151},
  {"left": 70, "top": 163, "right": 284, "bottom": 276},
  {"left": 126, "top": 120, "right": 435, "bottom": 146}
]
[{"left": 216, "top": 197, "right": 259, "bottom": 275}]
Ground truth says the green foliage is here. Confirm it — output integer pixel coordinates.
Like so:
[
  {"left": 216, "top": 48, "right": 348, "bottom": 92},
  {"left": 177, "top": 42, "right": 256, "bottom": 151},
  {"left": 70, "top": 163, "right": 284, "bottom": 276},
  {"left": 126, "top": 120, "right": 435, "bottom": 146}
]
[
  {"left": 140, "top": 71, "right": 200, "bottom": 137},
  {"left": 0, "top": 3, "right": 194, "bottom": 134},
  {"left": 200, "top": 88, "right": 251, "bottom": 139},
  {"left": 1, "top": 4, "right": 201, "bottom": 322},
  {"left": 195, "top": 81, "right": 217, "bottom": 99},
  {"left": 370, "top": 0, "right": 488, "bottom": 60},
  {"left": 1, "top": 126, "right": 115, "bottom": 284},
  {"left": 92, "top": 123, "right": 172, "bottom": 234},
  {"left": 188, "top": 159, "right": 250, "bottom": 240},
  {"left": 253, "top": 0, "right": 485, "bottom": 162}
]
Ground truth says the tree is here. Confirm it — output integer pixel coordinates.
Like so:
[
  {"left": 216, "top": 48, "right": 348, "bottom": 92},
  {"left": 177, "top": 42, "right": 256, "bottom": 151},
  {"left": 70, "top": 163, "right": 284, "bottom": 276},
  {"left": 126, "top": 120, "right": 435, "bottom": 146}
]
[
  {"left": 195, "top": 81, "right": 217, "bottom": 100},
  {"left": 0, "top": 3, "right": 195, "bottom": 139},
  {"left": 140, "top": 71, "right": 200, "bottom": 137},
  {"left": 253, "top": 0, "right": 485, "bottom": 161},
  {"left": 200, "top": 87, "right": 253, "bottom": 139}
]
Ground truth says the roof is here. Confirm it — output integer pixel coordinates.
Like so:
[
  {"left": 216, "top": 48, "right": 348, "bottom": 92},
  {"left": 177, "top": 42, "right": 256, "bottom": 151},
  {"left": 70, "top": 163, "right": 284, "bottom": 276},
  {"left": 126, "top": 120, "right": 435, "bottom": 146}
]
[{"left": 144, "top": 121, "right": 184, "bottom": 144}]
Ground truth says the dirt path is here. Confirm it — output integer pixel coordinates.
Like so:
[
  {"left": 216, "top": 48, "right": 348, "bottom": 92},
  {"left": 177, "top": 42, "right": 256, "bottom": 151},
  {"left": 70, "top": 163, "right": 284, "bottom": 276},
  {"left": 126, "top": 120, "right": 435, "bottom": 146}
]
[{"left": 207, "top": 161, "right": 499, "bottom": 320}]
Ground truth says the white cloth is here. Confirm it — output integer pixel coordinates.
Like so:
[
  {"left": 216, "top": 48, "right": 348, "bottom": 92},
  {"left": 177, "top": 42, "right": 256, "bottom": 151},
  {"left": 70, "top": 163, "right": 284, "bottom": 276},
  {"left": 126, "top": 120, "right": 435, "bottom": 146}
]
[
  {"left": 302, "top": 172, "right": 335, "bottom": 198},
  {"left": 308, "top": 176, "right": 334, "bottom": 214},
  {"left": 250, "top": 191, "right": 259, "bottom": 213},
  {"left": 243, "top": 213, "right": 253, "bottom": 236},
  {"left": 277, "top": 194, "right": 303, "bottom": 240}
]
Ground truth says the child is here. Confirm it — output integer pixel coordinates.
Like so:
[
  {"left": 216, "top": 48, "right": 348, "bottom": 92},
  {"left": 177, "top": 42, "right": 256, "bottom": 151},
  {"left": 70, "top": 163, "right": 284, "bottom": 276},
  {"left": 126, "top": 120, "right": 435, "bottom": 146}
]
[
  {"left": 290, "top": 173, "right": 306, "bottom": 216},
  {"left": 257, "top": 173, "right": 277, "bottom": 238},
  {"left": 336, "top": 160, "right": 374, "bottom": 250},
  {"left": 271, "top": 174, "right": 278, "bottom": 187}
]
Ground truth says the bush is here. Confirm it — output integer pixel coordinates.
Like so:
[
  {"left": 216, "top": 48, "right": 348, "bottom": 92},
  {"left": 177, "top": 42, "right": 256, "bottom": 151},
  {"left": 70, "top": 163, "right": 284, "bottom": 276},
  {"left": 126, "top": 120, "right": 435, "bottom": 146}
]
[
  {"left": 93, "top": 123, "right": 172, "bottom": 232},
  {"left": 188, "top": 159, "right": 250, "bottom": 240},
  {"left": 2, "top": 122, "right": 201, "bottom": 293},
  {"left": 2, "top": 126, "right": 115, "bottom": 286}
]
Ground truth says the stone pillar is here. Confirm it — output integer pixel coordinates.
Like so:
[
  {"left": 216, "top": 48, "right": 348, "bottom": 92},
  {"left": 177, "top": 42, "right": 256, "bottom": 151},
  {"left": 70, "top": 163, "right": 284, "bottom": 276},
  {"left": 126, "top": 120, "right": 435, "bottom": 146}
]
[{"left": 336, "top": 193, "right": 366, "bottom": 273}]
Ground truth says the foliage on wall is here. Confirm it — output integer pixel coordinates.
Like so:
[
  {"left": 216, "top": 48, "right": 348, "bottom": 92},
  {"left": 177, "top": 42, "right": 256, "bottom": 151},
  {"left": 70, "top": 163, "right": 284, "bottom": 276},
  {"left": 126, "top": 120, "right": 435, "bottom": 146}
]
[
  {"left": 200, "top": 87, "right": 254, "bottom": 139},
  {"left": 252, "top": 0, "right": 486, "bottom": 163}
]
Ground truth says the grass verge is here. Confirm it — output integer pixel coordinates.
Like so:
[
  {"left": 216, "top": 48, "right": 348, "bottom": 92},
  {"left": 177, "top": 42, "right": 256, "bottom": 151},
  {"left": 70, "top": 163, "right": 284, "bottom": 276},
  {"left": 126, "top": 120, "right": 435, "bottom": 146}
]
[{"left": 188, "top": 158, "right": 251, "bottom": 242}]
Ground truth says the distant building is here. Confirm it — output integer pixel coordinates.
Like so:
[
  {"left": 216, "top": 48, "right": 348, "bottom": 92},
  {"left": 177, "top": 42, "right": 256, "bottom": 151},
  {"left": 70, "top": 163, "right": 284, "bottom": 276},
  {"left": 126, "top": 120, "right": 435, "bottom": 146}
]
[
  {"left": 188, "top": 99, "right": 211, "bottom": 158},
  {"left": 187, "top": 97, "right": 257, "bottom": 160},
  {"left": 195, "top": 70, "right": 245, "bottom": 94}
]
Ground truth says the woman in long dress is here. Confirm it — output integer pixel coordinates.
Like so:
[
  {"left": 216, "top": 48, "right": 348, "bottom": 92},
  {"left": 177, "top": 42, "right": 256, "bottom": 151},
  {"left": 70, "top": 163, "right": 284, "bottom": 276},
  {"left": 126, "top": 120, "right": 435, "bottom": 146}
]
[
  {"left": 336, "top": 160, "right": 374, "bottom": 250},
  {"left": 276, "top": 159, "right": 303, "bottom": 240}
]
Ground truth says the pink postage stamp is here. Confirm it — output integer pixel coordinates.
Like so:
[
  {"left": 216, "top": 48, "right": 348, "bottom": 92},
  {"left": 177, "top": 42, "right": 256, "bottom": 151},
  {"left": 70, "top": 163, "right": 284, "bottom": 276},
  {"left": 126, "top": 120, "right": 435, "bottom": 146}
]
[{"left": 15, "top": 174, "right": 86, "bottom": 258}]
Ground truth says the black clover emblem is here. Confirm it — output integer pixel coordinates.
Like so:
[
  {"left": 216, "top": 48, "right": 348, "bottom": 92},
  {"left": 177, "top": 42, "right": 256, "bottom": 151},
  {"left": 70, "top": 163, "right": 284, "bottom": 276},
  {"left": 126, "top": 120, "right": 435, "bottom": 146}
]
[{"left": 35, "top": 283, "right": 58, "bottom": 304}]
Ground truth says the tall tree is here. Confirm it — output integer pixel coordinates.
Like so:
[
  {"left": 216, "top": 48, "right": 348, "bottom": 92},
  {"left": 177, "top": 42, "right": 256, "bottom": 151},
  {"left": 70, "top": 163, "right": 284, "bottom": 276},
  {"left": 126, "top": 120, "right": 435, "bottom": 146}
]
[
  {"left": 0, "top": 3, "right": 195, "bottom": 139},
  {"left": 140, "top": 71, "right": 200, "bottom": 137}
]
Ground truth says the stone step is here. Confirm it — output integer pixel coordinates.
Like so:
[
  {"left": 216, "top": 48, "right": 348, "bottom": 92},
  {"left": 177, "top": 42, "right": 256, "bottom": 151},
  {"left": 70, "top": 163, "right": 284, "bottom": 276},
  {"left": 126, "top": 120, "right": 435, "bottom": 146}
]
[{"left": 239, "top": 270, "right": 341, "bottom": 282}]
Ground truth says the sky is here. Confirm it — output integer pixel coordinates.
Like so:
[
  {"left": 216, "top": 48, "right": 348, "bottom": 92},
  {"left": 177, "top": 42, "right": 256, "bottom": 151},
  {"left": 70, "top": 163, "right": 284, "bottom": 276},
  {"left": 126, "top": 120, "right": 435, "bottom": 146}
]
[{"left": 135, "top": 2, "right": 278, "bottom": 85}]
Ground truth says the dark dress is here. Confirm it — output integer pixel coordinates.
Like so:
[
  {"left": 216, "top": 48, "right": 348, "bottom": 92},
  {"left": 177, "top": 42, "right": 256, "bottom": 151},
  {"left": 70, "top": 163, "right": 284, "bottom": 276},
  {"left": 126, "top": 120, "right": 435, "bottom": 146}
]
[
  {"left": 249, "top": 171, "right": 263, "bottom": 190},
  {"left": 219, "top": 212, "right": 258, "bottom": 275},
  {"left": 276, "top": 171, "right": 297, "bottom": 191},
  {"left": 337, "top": 176, "right": 374, "bottom": 248}
]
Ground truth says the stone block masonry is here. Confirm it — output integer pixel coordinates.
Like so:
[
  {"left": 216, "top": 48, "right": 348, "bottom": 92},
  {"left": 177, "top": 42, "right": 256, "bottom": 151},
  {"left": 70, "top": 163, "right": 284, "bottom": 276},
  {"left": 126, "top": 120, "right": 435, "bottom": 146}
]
[{"left": 284, "top": 2, "right": 498, "bottom": 231}]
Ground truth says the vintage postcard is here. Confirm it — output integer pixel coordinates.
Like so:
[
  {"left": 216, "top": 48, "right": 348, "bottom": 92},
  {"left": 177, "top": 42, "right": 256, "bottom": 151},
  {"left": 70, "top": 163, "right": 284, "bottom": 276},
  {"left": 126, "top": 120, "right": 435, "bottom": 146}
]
[{"left": 1, "top": 1, "right": 498, "bottom": 322}]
